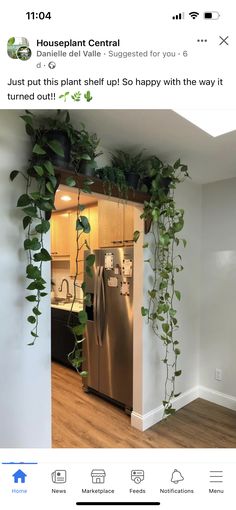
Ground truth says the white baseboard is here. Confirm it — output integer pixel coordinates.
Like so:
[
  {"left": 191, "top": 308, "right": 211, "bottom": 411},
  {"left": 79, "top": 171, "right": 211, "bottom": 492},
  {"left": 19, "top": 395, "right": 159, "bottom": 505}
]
[
  {"left": 131, "top": 386, "right": 199, "bottom": 431},
  {"left": 199, "top": 385, "right": 236, "bottom": 412},
  {"left": 131, "top": 385, "right": 236, "bottom": 431}
]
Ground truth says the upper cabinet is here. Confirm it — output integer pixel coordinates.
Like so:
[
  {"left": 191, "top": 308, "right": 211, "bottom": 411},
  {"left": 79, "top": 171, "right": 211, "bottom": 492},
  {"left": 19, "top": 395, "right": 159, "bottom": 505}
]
[
  {"left": 98, "top": 199, "right": 134, "bottom": 248},
  {"left": 51, "top": 212, "right": 70, "bottom": 258}
]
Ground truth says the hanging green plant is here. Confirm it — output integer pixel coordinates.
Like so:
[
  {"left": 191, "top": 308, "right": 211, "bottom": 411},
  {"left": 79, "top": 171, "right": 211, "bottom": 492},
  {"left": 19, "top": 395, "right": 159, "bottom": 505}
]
[
  {"left": 138, "top": 155, "right": 189, "bottom": 416},
  {"left": 10, "top": 111, "right": 65, "bottom": 344}
]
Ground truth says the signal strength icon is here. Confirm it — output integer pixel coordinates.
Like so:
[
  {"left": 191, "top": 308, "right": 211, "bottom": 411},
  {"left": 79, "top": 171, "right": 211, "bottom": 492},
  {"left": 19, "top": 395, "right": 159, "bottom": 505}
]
[
  {"left": 189, "top": 11, "right": 200, "bottom": 19},
  {"left": 172, "top": 12, "right": 185, "bottom": 20}
]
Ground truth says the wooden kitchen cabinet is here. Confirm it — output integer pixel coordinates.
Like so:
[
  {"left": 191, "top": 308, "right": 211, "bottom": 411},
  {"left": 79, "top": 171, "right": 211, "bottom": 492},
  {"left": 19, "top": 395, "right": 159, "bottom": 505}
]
[
  {"left": 51, "top": 212, "right": 70, "bottom": 258},
  {"left": 98, "top": 200, "right": 124, "bottom": 247},
  {"left": 123, "top": 204, "right": 134, "bottom": 245},
  {"left": 98, "top": 199, "right": 134, "bottom": 248}
]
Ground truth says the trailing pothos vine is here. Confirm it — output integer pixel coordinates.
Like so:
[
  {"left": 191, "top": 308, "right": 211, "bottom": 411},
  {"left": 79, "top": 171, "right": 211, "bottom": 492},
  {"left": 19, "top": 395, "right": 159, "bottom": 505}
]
[
  {"left": 140, "top": 156, "right": 189, "bottom": 416},
  {"left": 10, "top": 112, "right": 64, "bottom": 344},
  {"left": 65, "top": 175, "right": 95, "bottom": 374}
]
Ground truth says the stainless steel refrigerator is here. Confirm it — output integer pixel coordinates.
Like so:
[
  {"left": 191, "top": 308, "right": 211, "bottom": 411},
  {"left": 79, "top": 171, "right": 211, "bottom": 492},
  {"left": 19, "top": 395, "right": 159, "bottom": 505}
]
[{"left": 83, "top": 247, "right": 133, "bottom": 411}]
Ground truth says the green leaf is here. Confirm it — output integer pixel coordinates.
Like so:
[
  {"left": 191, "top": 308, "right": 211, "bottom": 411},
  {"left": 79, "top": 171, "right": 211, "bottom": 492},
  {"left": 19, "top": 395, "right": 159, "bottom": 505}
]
[
  {"left": 33, "top": 165, "right": 44, "bottom": 176},
  {"left": 174, "top": 392, "right": 181, "bottom": 398},
  {"left": 66, "top": 176, "right": 76, "bottom": 187},
  {"left": 47, "top": 140, "right": 64, "bottom": 157},
  {"left": 81, "top": 282, "right": 86, "bottom": 293},
  {"left": 46, "top": 181, "right": 55, "bottom": 194},
  {"left": 164, "top": 407, "right": 176, "bottom": 415},
  {"left": 175, "top": 370, "right": 182, "bottom": 377},
  {"left": 25, "top": 295, "right": 37, "bottom": 302},
  {"left": 22, "top": 206, "right": 38, "bottom": 218},
  {"left": 8, "top": 37, "right": 15, "bottom": 45},
  {"left": 133, "top": 230, "right": 140, "bottom": 243},
  {"left": 148, "top": 289, "right": 156, "bottom": 299},
  {"left": 10, "top": 170, "right": 19, "bottom": 181},
  {"left": 86, "top": 266, "right": 93, "bottom": 278},
  {"left": 40, "top": 292, "right": 48, "bottom": 297},
  {"left": 33, "top": 248, "right": 51, "bottom": 262},
  {"left": 174, "top": 348, "right": 181, "bottom": 355},
  {"left": 17, "top": 194, "right": 31, "bottom": 207},
  {"left": 162, "top": 323, "right": 169, "bottom": 334},
  {"left": 182, "top": 239, "right": 187, "bottom": 248},
  {"left": 33, "top": 143, "right": 46, "bottom": 155},
  {"left": 72, "top": 324, "right": 85, "bottom": 336},
  {"left": 27, "top": 281, "right": 45, "bottom": 291},
  {"left": 76, "top": 216, "right": 91, "bottom": 233},
  {"left": 86, "top": 254, "right": 95, "bottom": 267},
  {"left": 175, "top": 290, "right": 181, "bottom": 301},
  {"left": 35, "top": 220, "right": 50, "bottom": 234},
  {"left": 33, "top": 307, "right": 41, "bottom": 316},
  {"left": 174, "top": 158, "right": 181, "bottom": 169},
  {"left": 24, "top": 238, "right": 41, "bottom": 251},
  {"left": 84, "top": 294, "right": 92, "bottom": 306},
  {"left": 78, "top": 310, "right": 88, "bottom": 325},
  {"left": 141, "top": 306, "right": 148, "bottom": 317},
  {"left": 23, "top": 216, "right": 32, "bottom": 230},
  {"left": 44, "top": 160, "right": 55, "bottom": 175},
  {"left": 26, "top": 264, "right": 41, "bottom": 279},
  {"left": 142, "top": 242, "right": 149, "bottom": 248},
  {"left": 27, "top": 316, "right": 36, "bottom": 324}
]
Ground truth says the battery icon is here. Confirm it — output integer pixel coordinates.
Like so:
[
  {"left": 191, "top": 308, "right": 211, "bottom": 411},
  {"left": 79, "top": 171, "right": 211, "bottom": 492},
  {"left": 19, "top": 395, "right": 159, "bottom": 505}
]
[{"left": 204, "top": 11, "right": 220, "bottom": 19}]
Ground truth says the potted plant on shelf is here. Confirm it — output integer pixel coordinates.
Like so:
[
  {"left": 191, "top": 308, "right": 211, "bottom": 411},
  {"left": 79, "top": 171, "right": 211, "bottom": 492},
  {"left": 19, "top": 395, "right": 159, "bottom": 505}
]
[
  {"left": 23, "top": 110, "right": 80, "bottom": 168},
  {"left": 110, "top": 149, "right": 146, "bottom": 190},
  {"left": 72, "top": 124, "right": 103, "bottom": 177},
  {"left": 96, "top": 165, "right": 128, "bottom": 197}
]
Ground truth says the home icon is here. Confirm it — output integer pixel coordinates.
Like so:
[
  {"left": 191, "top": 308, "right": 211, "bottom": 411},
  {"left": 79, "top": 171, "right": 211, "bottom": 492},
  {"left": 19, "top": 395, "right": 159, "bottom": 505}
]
[
  {"left": 12, "top": 469, "right": 27, "bottom": 484},
  {"left": 91, "top": 469, "right": 106, "bottom": 484}
]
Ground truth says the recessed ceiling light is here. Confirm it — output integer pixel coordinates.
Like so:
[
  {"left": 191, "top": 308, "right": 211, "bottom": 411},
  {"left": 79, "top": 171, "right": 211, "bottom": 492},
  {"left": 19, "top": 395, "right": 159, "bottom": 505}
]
[{"left": 60, "top": 195, "right": 72, "bottom": 202}]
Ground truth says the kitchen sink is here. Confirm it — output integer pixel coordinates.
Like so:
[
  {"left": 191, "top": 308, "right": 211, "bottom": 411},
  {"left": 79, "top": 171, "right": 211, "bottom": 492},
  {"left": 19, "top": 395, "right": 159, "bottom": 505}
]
[{"left": 51, "top": 297, "right": 72, "bottom": 305}]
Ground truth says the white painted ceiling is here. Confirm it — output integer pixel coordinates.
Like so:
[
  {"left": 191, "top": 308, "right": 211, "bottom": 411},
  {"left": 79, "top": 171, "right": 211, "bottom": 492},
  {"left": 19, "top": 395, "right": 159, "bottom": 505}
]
[{"left": 68, "top": 110, "right": 236, "bottom": 184}]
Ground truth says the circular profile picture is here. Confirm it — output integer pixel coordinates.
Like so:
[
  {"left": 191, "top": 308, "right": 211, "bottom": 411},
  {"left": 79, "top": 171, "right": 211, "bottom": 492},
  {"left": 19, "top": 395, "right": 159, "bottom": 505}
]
[{"left": 17, "top": 46, "right": 32, "bottom": 61}]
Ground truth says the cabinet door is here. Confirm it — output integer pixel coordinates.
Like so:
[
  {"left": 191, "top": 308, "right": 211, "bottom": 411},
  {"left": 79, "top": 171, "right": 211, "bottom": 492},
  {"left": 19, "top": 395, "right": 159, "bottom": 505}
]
[
  {"left": 89, "top": 205, "right": 98, "bottom": 251},
  {"left": 98, "top": 200, "right": 124, "bottom": 248},
  {"left": 123, "top": 204, "right": 134, "bottom": 245},
  {"left": 51, "top": 212, "right": 70, "bottom": 257},
  {"left": 69, "top": 210, "right": 90, "bottom": 277}
]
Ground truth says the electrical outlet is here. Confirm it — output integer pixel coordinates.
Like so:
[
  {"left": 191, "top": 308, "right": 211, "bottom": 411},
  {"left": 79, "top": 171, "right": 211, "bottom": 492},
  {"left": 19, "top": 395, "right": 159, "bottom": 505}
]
[{"left": 215, "top": 368, "right": 222, "bottom": 381}]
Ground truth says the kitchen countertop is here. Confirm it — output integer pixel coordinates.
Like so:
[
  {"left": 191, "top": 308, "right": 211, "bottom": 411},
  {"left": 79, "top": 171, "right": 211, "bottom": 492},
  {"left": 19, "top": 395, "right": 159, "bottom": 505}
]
[{"left": 51, "top": 301, "right": 83, "bottom": 313}]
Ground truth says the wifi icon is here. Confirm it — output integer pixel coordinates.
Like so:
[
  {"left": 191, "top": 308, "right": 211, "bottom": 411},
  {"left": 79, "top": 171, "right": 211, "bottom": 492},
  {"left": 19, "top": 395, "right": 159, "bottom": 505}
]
[{"left": 189, "top": 11, "right": 199, "bottom": 19}]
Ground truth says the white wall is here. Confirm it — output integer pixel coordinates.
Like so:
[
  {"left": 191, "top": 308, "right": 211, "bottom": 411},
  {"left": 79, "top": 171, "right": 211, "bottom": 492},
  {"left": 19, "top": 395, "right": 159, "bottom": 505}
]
[
  {"left": 0, "top": 111, "right": 51, "bottom": 447},
  {"left": 200, "top": 177, "right": 236, "bottom": 398},
  {"left": 136, "top": 180, "right": 202, "bottom": 424}
]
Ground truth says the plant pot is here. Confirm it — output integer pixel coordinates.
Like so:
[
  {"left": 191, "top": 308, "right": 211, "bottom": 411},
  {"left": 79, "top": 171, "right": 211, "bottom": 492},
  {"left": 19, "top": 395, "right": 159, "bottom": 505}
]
[
  {"left": 47, "top": 130, "right": 71, "bottom": 167},
  {"left": 125, "top": 172, "right": 140, "bottom": 190},
  {"left": 161, "top": 177, "right": 172, "bottom": 195},
  {"left": 79, "top": 160, "right": 97, "bottom": 177}
]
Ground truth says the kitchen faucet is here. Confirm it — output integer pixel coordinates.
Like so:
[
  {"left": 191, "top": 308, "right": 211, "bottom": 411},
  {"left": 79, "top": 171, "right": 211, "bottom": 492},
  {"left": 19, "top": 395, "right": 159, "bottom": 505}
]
[{"left": 58, "top": 278, "right": 73, "bottom": 302}]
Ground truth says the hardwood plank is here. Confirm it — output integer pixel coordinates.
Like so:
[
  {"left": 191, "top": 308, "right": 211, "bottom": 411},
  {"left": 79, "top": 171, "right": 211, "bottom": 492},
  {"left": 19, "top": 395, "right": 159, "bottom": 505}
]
[{"left": 52, "top": 362, "right": 236, "bottom": 448}]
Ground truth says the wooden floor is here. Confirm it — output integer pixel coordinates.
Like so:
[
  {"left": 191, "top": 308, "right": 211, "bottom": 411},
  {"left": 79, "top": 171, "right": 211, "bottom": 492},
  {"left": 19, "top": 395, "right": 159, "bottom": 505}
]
[{"left": 52, "top": 362, "right": 236, "bottom": 448}]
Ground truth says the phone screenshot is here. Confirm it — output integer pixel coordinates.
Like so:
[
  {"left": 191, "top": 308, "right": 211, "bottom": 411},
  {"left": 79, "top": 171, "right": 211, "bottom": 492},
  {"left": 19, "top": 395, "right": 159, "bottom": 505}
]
[{"left": 0, "top": 1, "right": 235, "bottom": 509}]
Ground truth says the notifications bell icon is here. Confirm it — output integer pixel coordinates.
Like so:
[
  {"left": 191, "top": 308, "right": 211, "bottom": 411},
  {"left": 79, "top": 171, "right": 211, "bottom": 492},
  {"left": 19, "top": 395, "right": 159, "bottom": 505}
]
[{"left": 171, "top": 469, "right": 184, "bottom": 484}]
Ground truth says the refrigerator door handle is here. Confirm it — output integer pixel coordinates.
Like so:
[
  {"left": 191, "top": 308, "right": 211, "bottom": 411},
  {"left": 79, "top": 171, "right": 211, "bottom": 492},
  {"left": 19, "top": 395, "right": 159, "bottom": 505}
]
[
  {"left": 97, "top": 266, "right": 106, "bottom": 347},
  {"left": 93, "top": 265, "right": 100, "bottom": 346}
]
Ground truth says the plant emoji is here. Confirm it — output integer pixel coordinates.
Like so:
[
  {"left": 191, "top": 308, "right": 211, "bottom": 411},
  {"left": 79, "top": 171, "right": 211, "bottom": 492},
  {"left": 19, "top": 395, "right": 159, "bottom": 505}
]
[
  {"left": 59, "top": 91, "right": 70, "bottom": 102},
  {"left": 84, "top": 90, "right": 93, "bottom": 102},
  {"left": 71, "top": 91, "right": 81, "bottom": 102}
]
